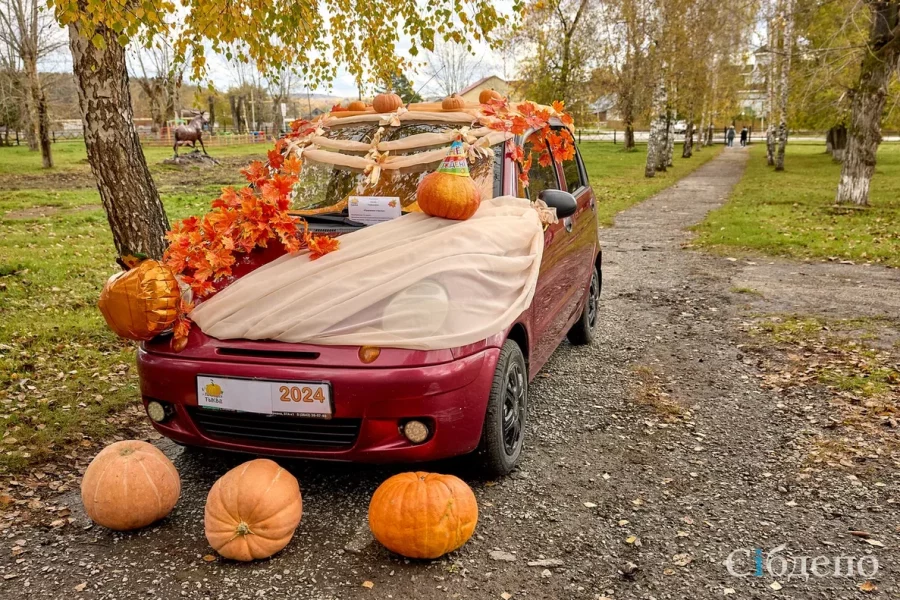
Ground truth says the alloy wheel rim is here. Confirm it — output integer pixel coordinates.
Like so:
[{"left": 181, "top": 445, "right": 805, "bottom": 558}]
[
  {"left": 587, "top": 271, "right": 599, "bottom": 328},
  {"left": 502, "top": 362, "right": 526, "bottom": 456}
]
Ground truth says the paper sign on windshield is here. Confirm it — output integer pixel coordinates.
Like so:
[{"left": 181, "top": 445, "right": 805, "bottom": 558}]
[{"left": 349, "top": 196, "right": 401, "bottom": 225}]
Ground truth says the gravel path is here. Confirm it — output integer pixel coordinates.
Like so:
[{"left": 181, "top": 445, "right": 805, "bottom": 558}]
[{"left": 2, "top": 147, "right": 898, "bottom": 599}]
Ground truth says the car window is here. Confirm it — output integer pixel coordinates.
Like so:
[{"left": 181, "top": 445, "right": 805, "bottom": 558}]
[
  {"left": 563, "top": 146, "right": 587, "bottom": 193},
  {"left": 520, "top": 131, "right": 560, "bottom": 200},
  {"left": 289, "top": 123, "right": 503, "bottom": 216}
]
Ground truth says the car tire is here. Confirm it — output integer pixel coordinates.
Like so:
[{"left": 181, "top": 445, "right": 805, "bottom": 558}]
[
  {"left": 566, "top": 264, "right": 601, "bottom": 346},
  {"left": 474, "top": 340, "right": 528, "bottom": 477}
]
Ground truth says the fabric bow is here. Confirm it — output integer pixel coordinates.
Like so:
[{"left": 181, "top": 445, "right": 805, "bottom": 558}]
[
  {"left": 379, "top": 107, "right": 408, "bottom": 127},
  {"left": 532, "top": 199, "right": 558, "bottom": 229},
  {"left": 364, "top": 148, "right": 390, "bottom": 184}
]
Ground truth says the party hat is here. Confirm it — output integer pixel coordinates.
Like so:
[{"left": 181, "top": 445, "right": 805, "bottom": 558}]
[{"left": 437, "top": 141, "right": 470, "bottom": 177}]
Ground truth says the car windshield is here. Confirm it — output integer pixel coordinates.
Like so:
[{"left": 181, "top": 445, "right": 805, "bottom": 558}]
[{"left": 289, "top": 122, "right": 503, "bottom": 216}]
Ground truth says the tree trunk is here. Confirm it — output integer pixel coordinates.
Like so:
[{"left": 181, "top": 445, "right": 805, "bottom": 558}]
[
  {"left": 68, "top": 20, "right": 169, "bottom": 259},
  {"left": 832, "top": 124, "right": 848, "bottom": 162},
  {"left": 20, "top": 67, "right": 38, "bottom": 152},
  {"left": 682, "top": 119, "right": 694, "bottom": 158},
  {"left": 229, "top": 95, "right": 238, "bottom": 132},
  {"left": 208, "top": 95, "right": 216, "bottom": 132},
  {"left": 825, "top": 127, "right": 834, "bottom": 155},
  {"left": 697, "top": 104, "right": 706, "bottom": 150},
  {"left": 624, "top": 123, "right": 635, "bottom": 150},
  {"left": 645, "top": 79, "right": 667, "bottom": 178},
  {"left": 664, "top": 110, "right": 674, "bottom": 168},
  {"left": 774, "top": 0, "right": 793, "bottom": 171},
  {"left": 22, "top": 54, "right": 53, "bottom": 168},
  {"left": 765, "top": 0, "right": 778, "bottom": 166},
  {"left": 835, "top": 1, "right": 899, "bottom": 206}
]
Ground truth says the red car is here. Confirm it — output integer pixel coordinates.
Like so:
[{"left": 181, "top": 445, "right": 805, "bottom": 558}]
[{"left": 138, "top": 115, "right": 601, "bottom": 476}]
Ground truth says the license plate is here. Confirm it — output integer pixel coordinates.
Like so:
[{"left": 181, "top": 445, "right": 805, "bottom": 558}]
[{"left": 197, "top": 375, "right": 332, "bottom": 419}]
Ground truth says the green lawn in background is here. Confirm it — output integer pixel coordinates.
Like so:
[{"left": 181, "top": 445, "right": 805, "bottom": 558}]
[
  {"left": 693, "top": 143, "right": 900, "bottom": 267},
  {"left": 578, "top": 141, "right": 725, "bottom": 226},
  {"left": 0, "top": 140, "right": 272, "bottom": 176}
]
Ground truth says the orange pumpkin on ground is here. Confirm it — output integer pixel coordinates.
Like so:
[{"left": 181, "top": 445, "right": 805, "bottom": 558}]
[
  {"left": 98, "top": 259, "right": 180, "bottom": 341},
  {"left": 373, "top": 92, "right": 403, "bottom": 113},
  {"left": 81, "top": 440, "right": 181, "bottom": 531},
  {"left": 416, "top": 141, "right": 482, "bottom": 220},
  {"left": 204, "top": 459, "right": 303, "bottom": 561},
  {"left": 368, "top": 472, "right": 478, "bottom": 559},
  {"left": 441, "top": 94, "right": 466, "bottom": 111},
  {"left": 347, "top": 100, "right": 367, "bottom": 111},
  {"left": 479, "top": 89, "right": 502, "bottom": 103}
]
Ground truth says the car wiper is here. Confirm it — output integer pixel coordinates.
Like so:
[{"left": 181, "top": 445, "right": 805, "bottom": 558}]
[{"left": 300, "top": 212, "right": 367, "bottom": 227}]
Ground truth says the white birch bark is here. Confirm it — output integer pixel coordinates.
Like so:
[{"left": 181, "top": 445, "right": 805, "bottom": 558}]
[
  {"left": 835, "top": 8, "right": 899, "bottom": 205},
  {"left": 774, "top": 0, "right": 793, "bottom": 171}
]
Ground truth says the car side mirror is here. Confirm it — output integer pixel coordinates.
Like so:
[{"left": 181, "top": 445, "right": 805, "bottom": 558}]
[{"left": 538, "top": 189, "right": 577, "bottom": 219}]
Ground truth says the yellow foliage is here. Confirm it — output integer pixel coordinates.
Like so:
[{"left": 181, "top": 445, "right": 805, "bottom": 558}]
[{"left": 47, "top": 0, "right": 519, "bottom": 88}]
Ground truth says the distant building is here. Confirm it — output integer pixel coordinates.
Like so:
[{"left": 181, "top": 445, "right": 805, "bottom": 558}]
[{"left": 589, "top": 95, "right": 621, "bottom": 123}]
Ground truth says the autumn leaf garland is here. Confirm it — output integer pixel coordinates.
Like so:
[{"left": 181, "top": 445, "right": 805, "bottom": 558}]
[
  {"left": 163, "top": 132, "right": 339, "bottom": 350},
  {"left": 480, "top": 98, "right": 576, "bottom": 187}
]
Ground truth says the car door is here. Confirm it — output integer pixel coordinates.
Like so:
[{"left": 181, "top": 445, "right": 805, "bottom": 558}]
[
  {"left": 521, "top": 130, "right": 576, "bottom": 371},
  {"left": 558, "top": 132, "right": 597, "bottom": 318}
]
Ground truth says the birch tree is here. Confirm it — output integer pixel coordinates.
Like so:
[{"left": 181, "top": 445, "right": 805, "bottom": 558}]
[
  {"left": 774, "top": 0, "right": 795, "bottom": 171},
  {"left": 0, "top": 0, "right": 63, "bottom": 167},
  {"left": 835, "top": 0, "right": 900, "bottom": 205},
  {"left": 765, "top": 0, "right": 778, "bottom": 165}
]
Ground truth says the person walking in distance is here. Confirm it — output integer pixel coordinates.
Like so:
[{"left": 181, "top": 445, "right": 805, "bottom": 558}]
[
  {"left": 740, "top": 127, "right": 748, "bottom": 147},
  {"left": 726, "top": 126, "right": 736, "bottom": 147}
]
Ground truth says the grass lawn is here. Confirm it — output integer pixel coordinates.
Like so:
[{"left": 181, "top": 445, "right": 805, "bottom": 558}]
[
  {"left": 579, "top": 141, "right": 724, "bottom": 226},
  {"left": 0, "top": 142, "right": 267, "bottom": 473},
  {"left": 693, "top": 143, "right": 900, "bottom": 267},
  {"left": 0, "top": 138, "right": 713, "bottom": 473}
]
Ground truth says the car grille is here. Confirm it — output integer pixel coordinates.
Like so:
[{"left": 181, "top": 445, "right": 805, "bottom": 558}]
[{"left": 188, "top": 407, "right": 361, "bottom": 449}]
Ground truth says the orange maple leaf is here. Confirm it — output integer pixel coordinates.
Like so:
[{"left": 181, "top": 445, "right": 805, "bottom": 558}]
[{"left": 306, "top": 233, "right": 340, "bottom": 260}]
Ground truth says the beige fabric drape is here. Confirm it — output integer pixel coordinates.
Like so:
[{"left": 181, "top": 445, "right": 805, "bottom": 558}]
[{"left": 189, "top": 196, "right": 544, "bottom": 350}]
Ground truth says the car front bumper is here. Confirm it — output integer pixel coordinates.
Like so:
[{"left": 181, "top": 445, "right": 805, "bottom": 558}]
[{"left": 137, "top": 346, "right": 500, "bottom": 463}]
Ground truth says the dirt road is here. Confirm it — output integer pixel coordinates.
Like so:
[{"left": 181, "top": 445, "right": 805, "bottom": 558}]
[{"left": 2, "top": 148, "right": 898, "bottom": 599}]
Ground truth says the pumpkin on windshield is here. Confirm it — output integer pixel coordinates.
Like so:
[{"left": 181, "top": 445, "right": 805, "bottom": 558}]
[{"left": 416, "top": 141, "right": 481, "bottom": 220}]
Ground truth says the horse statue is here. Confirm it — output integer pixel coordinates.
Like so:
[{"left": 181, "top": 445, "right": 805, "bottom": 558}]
[{"left": 173, "top": 111, "right": 209, "bottom": 157}]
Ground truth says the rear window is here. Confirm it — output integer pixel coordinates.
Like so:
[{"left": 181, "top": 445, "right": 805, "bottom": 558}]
[{"left": 290, "top": 123, "right": 503, "bottom": 215}]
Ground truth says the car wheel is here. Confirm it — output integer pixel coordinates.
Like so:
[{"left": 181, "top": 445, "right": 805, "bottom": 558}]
[
  {"left": 474, "top": 340, "right": 528, "bottom": 477},
  {"left": 567, "top": 264, "right": 601, "bottom": 345}
]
